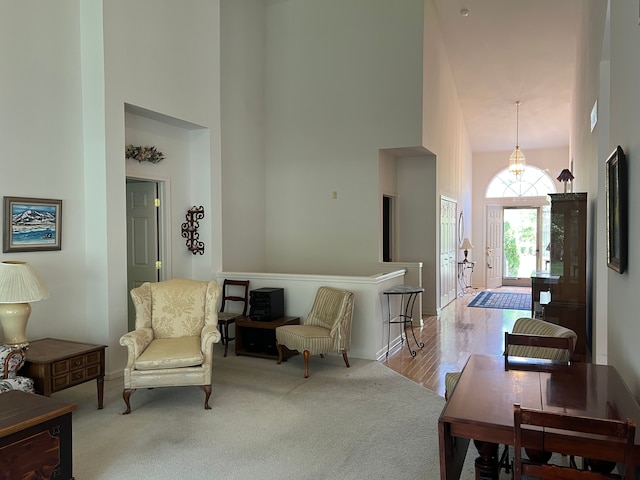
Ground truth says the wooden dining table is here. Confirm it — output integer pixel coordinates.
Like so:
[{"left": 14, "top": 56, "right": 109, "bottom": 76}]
[{"left": 438, "top": 354, "right": 640, "bottom": 479}]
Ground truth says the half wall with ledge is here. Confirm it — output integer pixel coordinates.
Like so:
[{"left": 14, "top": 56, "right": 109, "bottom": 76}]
[{"left": 216, "top": 267, "right": 421, "bottom": 361}]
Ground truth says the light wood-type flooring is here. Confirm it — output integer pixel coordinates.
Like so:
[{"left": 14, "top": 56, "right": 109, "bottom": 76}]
[{"left": 381, "top": 286, "right": 531, "bottom": 398}]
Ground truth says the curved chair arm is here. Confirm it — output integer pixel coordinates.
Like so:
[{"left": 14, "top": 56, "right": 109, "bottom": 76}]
[
  {"left": 0, "top": 345, "right": 26, "bottom": 379},
  {"left": 119, "top": 328, "right": 153, "bottom": 368},
  {"left": 201, "top": 324, "right": 221, "bottom": 357},
  {"left": 329, "top": 292, "right": 354, "bottom": 351}
]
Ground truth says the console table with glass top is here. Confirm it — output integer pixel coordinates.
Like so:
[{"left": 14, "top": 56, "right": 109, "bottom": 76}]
[{"left": 383, "top": 285, "right": 425, "bottom": 358}]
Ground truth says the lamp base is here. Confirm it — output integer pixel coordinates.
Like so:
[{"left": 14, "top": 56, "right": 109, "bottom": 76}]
[{"left": 0, "top": 303, "right": 31, "bottom": 348}]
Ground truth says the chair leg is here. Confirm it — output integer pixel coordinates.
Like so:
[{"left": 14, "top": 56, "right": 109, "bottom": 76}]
[
  {"left": 342, "top": 351, "right": 350, "bottom": 368},
  {"left": 276, "top": 340, "right": 283, "bottom": 364},
  {"left": 499, "top": 444, "right": 510, "bottom": 473},
  {"left": 218, "top": 322, "right": 226, "bottom": 344},
  {"left": 122, "top": 388, "right": 136, "bottom": 415},
  {"left": 303, "top": 350, "right": 310, "bottom": 378},
  {"left": 223, "top": 322, "right": 230, "bottom": 357},
  {"left": 200, "top": 385, "right": 212, "bottom": 410}
]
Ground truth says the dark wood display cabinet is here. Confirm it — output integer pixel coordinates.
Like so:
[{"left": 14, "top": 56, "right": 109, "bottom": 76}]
[{"left": 531, "top": 193, "right": 588, "bottom": 361}]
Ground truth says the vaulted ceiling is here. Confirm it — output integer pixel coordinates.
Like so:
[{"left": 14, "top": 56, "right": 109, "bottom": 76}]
[{"left": 433, "top": 0, "right": 583, "bottom": 153}]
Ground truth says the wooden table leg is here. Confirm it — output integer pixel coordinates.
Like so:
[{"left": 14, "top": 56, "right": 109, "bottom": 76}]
[
  {"left": 473, "top": 440, "right": 499, "bottom": 480},
  {"left": 438, "top": 420, "right": 470, "bottom": 480},
  {"left": 96, "top": 376, "right": 104, "bottom": 409}
]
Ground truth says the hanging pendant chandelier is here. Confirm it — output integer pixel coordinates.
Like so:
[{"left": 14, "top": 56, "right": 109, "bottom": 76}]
[{"left": 508, "top": 101, "right": 526, "bottom": 179}]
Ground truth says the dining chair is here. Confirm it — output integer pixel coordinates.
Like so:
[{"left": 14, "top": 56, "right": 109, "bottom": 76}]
[
  {"left": 444, "top": 317, "right": 578, "bottom": 473},
  {"left": 513, "top": 403, "right": 636, "bottom": 479},
  {"left": 504, "top": 332, "right": 574, "bottom": 370},
  {"left": 507, "top": 317, "right": 577, "bottom": 362},
  {"left": 217, "top": 279, "right": 250, "bottom": 357}
]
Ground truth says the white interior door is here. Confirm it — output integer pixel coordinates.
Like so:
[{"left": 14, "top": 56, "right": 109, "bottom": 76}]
[
  {"left": 486, "top": 205, "right": 503, "bottom": 289},
  {"left": 126, "top": 180, "right": 160, "bottom": 330},
  {"left": 440, "top": 197, "right": 457, "bottom": 307}
]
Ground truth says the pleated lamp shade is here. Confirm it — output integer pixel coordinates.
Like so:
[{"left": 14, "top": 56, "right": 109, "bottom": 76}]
[
  {"left": 0, "top": 261, "right": 50, "bottom": 347},
  {"left": 460, "top": 238, "right": 474, "bottom": 263},
  {"left": 0, "top": 261, "right": 50, "bottom": 303},
  {"left": 460, "top": 238, "right": 474, "bottom": 251}
]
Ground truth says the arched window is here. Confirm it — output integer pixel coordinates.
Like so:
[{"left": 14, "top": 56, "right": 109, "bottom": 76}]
[{"left": 486, "top": 166, "right": 557, "bottom": 198}]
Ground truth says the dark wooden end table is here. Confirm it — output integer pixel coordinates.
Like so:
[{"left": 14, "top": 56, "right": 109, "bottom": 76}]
[
  {"left": 22, "top": 338, "right": 107, "bottom": 409},
  {"left": 235, "top": 316, "right": 300, "bottom": 359},
  {"left": 0, "top": 390, "right": 76, "bottom": 479}
]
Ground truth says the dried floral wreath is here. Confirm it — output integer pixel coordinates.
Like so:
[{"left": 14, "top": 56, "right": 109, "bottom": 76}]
[{"left": 125, "top": 145, "right": 165, "bottom": 164}]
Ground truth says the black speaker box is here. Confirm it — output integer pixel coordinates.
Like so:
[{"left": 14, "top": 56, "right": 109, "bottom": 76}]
[{"left": 249, "top": 287, "right": 284, "bottom": 321}]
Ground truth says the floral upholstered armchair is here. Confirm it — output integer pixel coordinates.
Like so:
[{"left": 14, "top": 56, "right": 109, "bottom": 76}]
[
  {"left": 119, "top": 278, "right": 221, "bottom": 414},
  {"left": 0, "top": 344, "right": 35, "bottom": 394}
]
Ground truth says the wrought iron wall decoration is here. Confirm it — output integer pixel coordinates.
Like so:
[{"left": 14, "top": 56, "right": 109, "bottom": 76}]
[{"left": 181, "top": 206, "right": 205, "bottom": 255}]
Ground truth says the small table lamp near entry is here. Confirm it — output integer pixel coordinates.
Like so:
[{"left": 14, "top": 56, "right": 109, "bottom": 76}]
[
  {"left": 460, "top": 237, "right": 474, "bottom": 262},
  {"left": 0, "top": 261, "right": 50, "bottom": 348},
  {"left": 557, "top": 169, "right": 574, "bottom": 193}
]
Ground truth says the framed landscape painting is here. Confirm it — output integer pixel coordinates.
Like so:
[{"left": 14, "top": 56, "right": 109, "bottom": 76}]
[
  {"left": 3, "top": 196, "right": 62, "bottom": 252},
  {"left": 606, "top": 146, "right": 627, "bottom": 273}
]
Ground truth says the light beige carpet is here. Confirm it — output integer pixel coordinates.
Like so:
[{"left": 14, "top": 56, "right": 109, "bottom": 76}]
[{"left": 55, "top": 344, "right": 479, "bottom": 479}]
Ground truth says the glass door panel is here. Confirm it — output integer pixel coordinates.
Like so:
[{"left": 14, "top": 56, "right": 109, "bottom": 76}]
[{"left": 503, "top": 208, "right": 538, "bottom": 286}]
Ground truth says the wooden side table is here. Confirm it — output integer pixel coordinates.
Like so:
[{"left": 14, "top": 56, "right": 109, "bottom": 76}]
[
  {"left": 22, "top": 338, "right": 107, "bottom": 409},
  {"left": 0, "top": 390, "right": 76, "bottom": 480},
  {"left": 235, "top": 316, "right": 300, "bottom": 359}
]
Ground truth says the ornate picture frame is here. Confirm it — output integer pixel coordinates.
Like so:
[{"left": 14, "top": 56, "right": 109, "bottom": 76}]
[
  {"left": 3, "top": 196, "right": 62, "bottom": 253},
  {"left": 606, "top": 146, "right": 627, "bottom": 273}
]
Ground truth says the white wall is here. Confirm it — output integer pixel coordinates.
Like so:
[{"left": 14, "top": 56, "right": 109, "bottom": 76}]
[
  {"left": 397, "top": 154, "right": 438, "bottom": 314},
  {"left": 262, "top": 0, "right": 425, "bottom": 276},
  {"left": 220, "top": 0, "right": 267, "bottom": 272},
  {"left": 570, "top": 0, "right": 640, "bottom": 396},
  {"left": 606, "top": 0, "right": 640, "bottom": 396},
  {"left": 570, "top": 0, "right": 609, "bottom": 365},
  {"left": 421, "top": 0, "right": 474, "bottom": 308},
  {"left": 0, "top": 3, "right": 88, "bottom": 342}
]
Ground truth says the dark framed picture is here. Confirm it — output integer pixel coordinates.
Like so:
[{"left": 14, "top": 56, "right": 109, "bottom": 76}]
[
  {"left": 3, "top": 196, "right": 62, "bottom": 252},
  {"left": 606, "top": 146, "right": 627, "bottom": 273}
]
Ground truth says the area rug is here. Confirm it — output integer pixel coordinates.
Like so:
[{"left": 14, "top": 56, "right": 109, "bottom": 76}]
[
  {"left": 468, "top": 291, "right": 531, "bottom": 311},
  {"left": 53, "top": 344, "right": 479, "bottom": 479}
]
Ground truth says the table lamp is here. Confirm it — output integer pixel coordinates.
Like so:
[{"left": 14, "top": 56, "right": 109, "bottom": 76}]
[
  {"left": 460, "top": 238, "right": 474, "bottom": 262},
  {"left": 0, "top": 261, "right": 50, "bottom": 348},
  {"left": 557, "top": 169, "right": 574, "bottom": 193}
]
